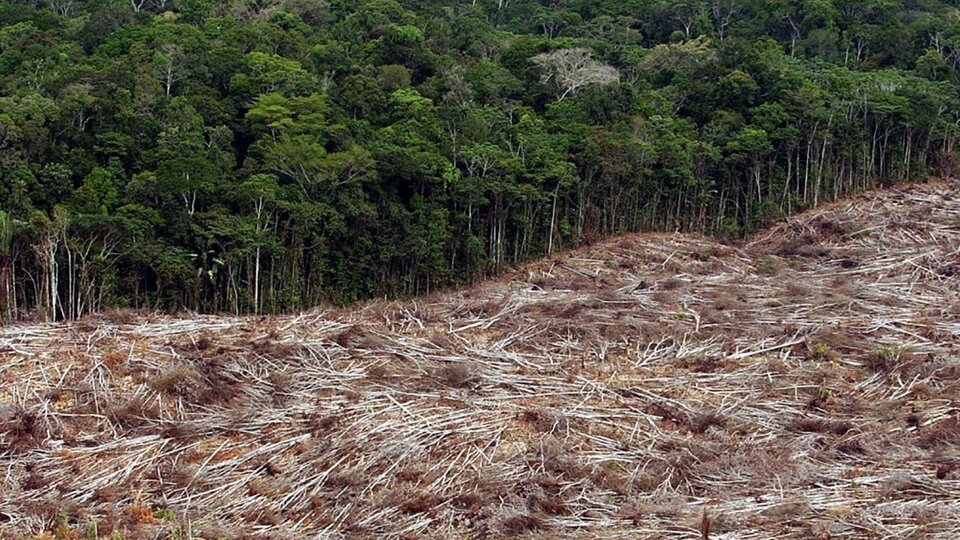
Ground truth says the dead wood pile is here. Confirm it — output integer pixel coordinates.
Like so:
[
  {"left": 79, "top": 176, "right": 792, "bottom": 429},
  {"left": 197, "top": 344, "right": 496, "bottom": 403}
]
[{"left": 1, "top": 180, "right": 959, "bottom": 539}]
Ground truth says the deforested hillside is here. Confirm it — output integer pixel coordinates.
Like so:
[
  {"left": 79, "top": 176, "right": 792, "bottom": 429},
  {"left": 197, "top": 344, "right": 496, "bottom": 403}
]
[{"left": 1, "top": 179, "right": 959, "bottom": 539}]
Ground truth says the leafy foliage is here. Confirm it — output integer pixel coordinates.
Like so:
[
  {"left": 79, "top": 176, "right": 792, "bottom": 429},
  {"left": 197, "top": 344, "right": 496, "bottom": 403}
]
[{"left": 1, "top": 0, "right": 958, "bottom": 318}]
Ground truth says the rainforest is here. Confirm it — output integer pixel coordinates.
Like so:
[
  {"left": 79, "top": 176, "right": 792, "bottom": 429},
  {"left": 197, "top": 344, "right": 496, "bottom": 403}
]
[{"left": 0, "top": 0, "right": 957, "bottom": 318}]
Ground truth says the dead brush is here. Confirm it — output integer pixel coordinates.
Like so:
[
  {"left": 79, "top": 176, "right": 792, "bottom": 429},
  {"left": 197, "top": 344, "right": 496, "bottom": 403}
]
[
  {"left": 267, "top": 372, "right": 292, "bottom": 405},
  {"left": 305, "top": 413, "right": 341, "bottom": 434},
  {"left": 325, "top": 471, "right": 364, "bottom": 488},
  {"left": 651, "top": 291, "right": 676, "bottom": 304},
  {"left": 643, "top": 400, "right": 686, "bottom": 426},
  {"left": 540, "top": 451, "right": 590, "bottom": 480},
  {"left": 21, "top": 498, "right": 66, "bottom": 527},
  {"left": 148, "top": 462, "right": 197, "bottom": 489},
  {"left": 247, "top": 477, "right": 283, "bottom": 497},
  {"left": 937, "top": 262, "right": 959, "bottom": 278},
  {"left": 787, "top": 416, "right": 853, "bottom": 435},
  {"left": 613, "top": 257, "right": 635, "bottom": 269},
  {"left": 918, "top": 418, "right": 960, "bottom": 450},
  {"left": 835, "top": 257, "right": 860, "bottom": 268},
  {"left": 168, "top": 334, "right": 214, "bottom": 357},
  {"left": 332, "top": 325, "right": 377, "bottom": 348},
  {"left": 878, "top": 475, "right": 929, "bottom": 500},
  {"left": 557, "top": 301, "right": 590, "bottom": 319},
  {"left": 698, "top": 306, "right": 726, "bottom": 326},
  {"left": 660, "top": 277, "right": 686, "bottom": 290},
  {"left": 123, "top": 504, "right": 156, "bottom": 526},
  {"left": 590, "top": 465, "right": 630, "bottom": 496},
  {"left": 106, "top": 397, "right": 163, "bottom": 431},
  {"left": 710, "top": 293, "right": 743, "bottom": 312},
  {"left": 688, "top": 249, "right": 713, "bottom": 262},
  {"left": 834, "top": 437, "right": 867, "bottom": 456},
  {"left": 189, "top": 356, "right": 242, "bottom": 405},
  {"left": 251, "top": 337, "right": 302, "bottom": 359},
  {"left": 451, "top": 491, "right": 489, "bottom": 513},
  {"left": 522, "top": 479, "right": 568, "bottom": 516},
  {"left": 159, "top": 421, "right": 198, "bottom": 439},
  {"left": 633, "top": 495, "right": 687, "bottom": 518},
  {"left": 805, "top": 328, "right": 869, "bottom": 357},
  {"left": 1, "top": 180, "right": 959, "bottom": 539},
  {"left": 437, "top": 362, "right": 480, "bottom": 388},
  {"left": 394, "top": 465, "right": 425, "bottom": 482},
  {"left": 20, "top": 470, "right": 48, "bottom": 491},
  {"left": 936, "top": 463, "right": 960, "bottom": 480},
  {"left": 775, "top": 235, "right": 830, "bottom": 258},
  {"left": 811, "top": 217, "right": 852, "bottom": 239},
  {"left": 147, "top": 364, "right": 200, "bottom": 395},
  {"left": 617, "top": 500, "right": 645, "bottom": 526},
  {"left": 395, "top": 491, "right": 443, "bottom": 514},
  {"left": 499, "top": 512, "right": 545, "bottom": 535},
  {"left": 94, "top": 510, "right": 120, "bottom": 538},
  {"left": 518, "top": 408, "right": 557, "bottom": 432},
  {"left": 0, "top": 406, "right": 44, "bottom": 453},
  {"left": 100, "top": 348, "right": 129, "bottom": 370},
  {"left": 93, "top": 485, "right": 125, "bottom": 502},
  {"left": 805, "top": 385, "right": 835, "bottom": 411},
  {"left": 688, "top": 412, "right": 727, "bottom": 434},
  {"left": 759, "top": 500, "right": 812, "bottom": 521},
  {"left": 595, "top": 288, "right": 626, "bottom": 303},
  {"left": 783, "top": 282, "right": 812, "bottom": 298},
  {"left": 365, "top": 364, "right": 391, "bottom": 381},
  {"left": 474, "top": 298, "right": 509, "bottom": 316},
  {"left": 680, "top": 356, "right": 726, "bottom": 373},
  {"left": 194, "top": 334, "right": 213, "bottom": 351},
  {"left": 242, "top": 508, "right": 279, "bottom": 526},
  {"left": 629, "top": 468, "right": 668, "bottom": 492}
]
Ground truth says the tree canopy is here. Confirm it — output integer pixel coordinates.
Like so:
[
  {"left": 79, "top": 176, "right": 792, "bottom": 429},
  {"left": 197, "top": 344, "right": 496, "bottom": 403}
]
[{"left": 1, "top": 0, "right": 958, "bottom": 319}]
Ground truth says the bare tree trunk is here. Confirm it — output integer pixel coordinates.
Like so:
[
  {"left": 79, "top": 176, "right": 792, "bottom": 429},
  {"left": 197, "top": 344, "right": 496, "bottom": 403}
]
[
  {"left": 34, "top": 233, "right": 59, "bottom": 321},
  {"left": 0, "top": 261, "right": 10, "bottom": 322},
  {"left": 814, "top": 133, "right": 829, "bottom": 207},
  {"left": 254, "top": 247, "right": 261, "bottom": 314},
  {"left": 548, "top": 184, "right": 559, "bottom": 255}
]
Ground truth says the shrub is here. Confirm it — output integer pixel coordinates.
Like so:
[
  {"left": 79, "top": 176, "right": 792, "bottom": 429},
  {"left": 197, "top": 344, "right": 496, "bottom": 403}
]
[
  {"left": 866, "top": 346, "right": 902, "bottom": 372},
  {"left": 805, "top": 342, "right": 834, "bottom": 361}
]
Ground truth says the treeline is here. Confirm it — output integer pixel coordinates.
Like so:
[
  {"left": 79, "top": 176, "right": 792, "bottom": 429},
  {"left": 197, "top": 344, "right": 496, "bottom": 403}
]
[{"left": 1, "top": 0, "right": 958, "bottom": 319}]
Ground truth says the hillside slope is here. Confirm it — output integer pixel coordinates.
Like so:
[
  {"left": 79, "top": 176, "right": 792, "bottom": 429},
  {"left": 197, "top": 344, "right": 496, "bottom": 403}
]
[{"left": 1, "top": 180, "right": 959, "bottom": 539}]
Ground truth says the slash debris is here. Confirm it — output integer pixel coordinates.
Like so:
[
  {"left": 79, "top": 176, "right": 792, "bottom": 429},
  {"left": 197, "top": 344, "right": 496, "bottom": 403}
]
[{"left": 1, "top": 180, "right": 959, "bottom": 539}]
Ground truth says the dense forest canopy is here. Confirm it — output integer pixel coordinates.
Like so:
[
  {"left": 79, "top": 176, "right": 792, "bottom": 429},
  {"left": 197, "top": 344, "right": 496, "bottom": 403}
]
[{"left": 0, "top": 0, "right": 958, "bottom": 319}]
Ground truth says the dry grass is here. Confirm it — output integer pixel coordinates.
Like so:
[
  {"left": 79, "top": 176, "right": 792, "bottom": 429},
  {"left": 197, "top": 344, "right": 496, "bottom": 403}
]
[{"left": 1, "top": 179, "right": 959, "bottom": 539}]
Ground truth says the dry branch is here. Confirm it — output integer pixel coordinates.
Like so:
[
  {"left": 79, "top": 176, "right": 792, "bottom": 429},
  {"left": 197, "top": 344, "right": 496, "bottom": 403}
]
[{"left": 1, "top": 180, "right": 959, "bottom": 538}]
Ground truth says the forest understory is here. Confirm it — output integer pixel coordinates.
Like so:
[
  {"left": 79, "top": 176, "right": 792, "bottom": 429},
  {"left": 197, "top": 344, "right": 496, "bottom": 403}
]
[{"left": 0, "top": 178, "right": 958, "bottom": 539}]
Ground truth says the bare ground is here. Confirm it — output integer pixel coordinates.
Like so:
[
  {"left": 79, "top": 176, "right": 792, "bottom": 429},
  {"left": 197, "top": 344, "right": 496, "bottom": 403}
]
[{"left": 1, "top": 179, "right": 959, "bottom": 539}]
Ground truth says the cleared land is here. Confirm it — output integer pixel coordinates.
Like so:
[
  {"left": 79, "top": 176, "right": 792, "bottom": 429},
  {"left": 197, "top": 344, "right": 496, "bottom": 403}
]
[{"left": 1, "top": 180, "right": 959, "bottom": 539}]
